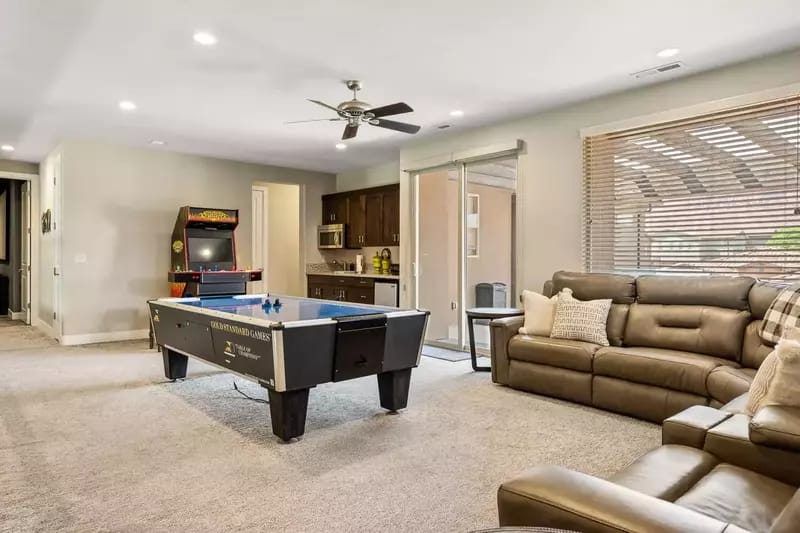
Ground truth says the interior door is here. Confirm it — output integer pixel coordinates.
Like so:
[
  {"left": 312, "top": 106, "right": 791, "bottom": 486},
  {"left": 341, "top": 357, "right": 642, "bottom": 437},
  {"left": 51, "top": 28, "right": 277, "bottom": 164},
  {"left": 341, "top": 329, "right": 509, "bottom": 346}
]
[
  {"left": 53, "top": 152, "right": 62, "bottom": 336},
  {"left": 20, "top": 181, "right": 31, "bottom": 324}
]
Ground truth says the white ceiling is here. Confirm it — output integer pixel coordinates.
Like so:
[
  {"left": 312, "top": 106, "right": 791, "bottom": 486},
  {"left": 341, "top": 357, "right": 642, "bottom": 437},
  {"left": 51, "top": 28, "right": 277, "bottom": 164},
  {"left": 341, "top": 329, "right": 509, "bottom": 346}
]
[{"left": 1, "top": 0, "right": 800, "bottom": 173}]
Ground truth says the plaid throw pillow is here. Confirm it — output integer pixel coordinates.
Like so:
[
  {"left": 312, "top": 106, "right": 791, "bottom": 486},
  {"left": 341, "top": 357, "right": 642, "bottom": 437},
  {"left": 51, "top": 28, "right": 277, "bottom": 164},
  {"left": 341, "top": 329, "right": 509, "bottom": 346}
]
[{"left": 760, "top": 285, "right": 800, "bottom": 345}]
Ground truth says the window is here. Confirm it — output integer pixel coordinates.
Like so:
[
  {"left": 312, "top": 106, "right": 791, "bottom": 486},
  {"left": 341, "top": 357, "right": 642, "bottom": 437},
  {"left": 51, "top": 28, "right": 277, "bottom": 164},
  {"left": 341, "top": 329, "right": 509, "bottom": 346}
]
[
  {"left": 466, "top": 193, "right": 479, "bottom": 257},
  {"left": 583, "top": 96, "right": 800, "bottom": 281}
]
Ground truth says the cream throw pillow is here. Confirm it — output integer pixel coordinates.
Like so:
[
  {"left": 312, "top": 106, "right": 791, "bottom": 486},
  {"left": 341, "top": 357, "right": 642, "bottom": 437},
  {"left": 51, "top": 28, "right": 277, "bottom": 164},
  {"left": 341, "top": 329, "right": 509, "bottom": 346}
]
[
  {"left": 550, "top": 289, "right": 612, "bottom": 346},
  {"left": 747, "top": 326, "right": 800, "bottom": 415},
  {"left": 519, "top": 290, "right": 558, "bottom": 336}
]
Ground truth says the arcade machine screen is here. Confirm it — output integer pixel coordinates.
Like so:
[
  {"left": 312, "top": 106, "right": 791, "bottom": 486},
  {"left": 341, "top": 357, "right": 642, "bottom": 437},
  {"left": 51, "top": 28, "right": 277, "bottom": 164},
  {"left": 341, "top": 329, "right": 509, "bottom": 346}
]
[{"left": 187, "top": 236, "right": 234, "bottom": 266}]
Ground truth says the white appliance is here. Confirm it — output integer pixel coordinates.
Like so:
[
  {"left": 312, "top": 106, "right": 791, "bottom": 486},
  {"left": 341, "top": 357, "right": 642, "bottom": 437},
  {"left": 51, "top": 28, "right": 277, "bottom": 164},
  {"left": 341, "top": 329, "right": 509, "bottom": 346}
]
[
  {"left": 374, "top": 280, "right": 399, "bottom": 307},
  {"left": 355, "top": 254, "right": 364, "bottom": 274},
  {"left": 317, "top": 224, "right": 345, "bottom": 249}
]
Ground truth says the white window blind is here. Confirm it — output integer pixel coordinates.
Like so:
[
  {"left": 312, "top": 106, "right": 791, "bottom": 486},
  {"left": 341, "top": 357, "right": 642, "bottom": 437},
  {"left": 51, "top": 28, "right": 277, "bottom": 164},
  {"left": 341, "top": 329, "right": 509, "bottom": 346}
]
[{"left": 583, "top": 96, "right": 800, "bottom": 281}]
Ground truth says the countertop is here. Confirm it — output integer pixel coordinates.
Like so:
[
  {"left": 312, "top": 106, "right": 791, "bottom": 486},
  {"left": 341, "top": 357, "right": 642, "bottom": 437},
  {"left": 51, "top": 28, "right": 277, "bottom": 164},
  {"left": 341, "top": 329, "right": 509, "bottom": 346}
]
[{"left": 306, "top": 271, "right": 400, "bottom": 281}]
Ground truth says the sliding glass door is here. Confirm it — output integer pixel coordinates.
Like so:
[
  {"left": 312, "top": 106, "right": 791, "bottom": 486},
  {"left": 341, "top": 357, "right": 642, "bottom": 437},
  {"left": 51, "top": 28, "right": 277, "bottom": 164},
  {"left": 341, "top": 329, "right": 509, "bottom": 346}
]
[{"left": 414, "top": 157, "right": 517, "bottom": 354}]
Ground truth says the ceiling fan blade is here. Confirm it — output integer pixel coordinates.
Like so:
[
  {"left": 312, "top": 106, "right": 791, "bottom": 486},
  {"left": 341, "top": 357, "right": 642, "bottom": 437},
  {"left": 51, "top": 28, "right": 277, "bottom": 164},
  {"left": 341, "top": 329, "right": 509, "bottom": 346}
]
[
  {"left": 308, "top": 99, "right": 343, "bottom": 115},
  {"left": 366, "top": 102, "right": 413, "bottom": 118},
  {"left": 342, "top": 124, "right": 359, "bottom": 140},
  {"left": 284, "top": 118, "right": 344, "bottom": 124},
  {"left": 372, "top": 118, "right": 421, "bottom": 134}
]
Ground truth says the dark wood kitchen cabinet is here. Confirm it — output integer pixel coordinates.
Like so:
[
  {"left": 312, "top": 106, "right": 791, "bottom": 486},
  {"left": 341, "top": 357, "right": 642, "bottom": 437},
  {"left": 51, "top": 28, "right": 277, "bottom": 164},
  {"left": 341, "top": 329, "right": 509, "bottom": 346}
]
[
  {"left": 322, "top": 194, "right": 348, "bottom": 225},
  {"left": 321, "top": 184, "right": 400, "bottom": 248},
  {"left": 381, "top": 187, "right": 400, "bottom": 245},
  {"left": 307, "top": 275, "right": 375, "bottom": 304}
]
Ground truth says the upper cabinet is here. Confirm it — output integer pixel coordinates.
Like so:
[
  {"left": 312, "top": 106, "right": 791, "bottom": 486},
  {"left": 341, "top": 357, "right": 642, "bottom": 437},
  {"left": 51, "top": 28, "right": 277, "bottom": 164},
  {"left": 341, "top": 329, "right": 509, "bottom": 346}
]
[
  {"left": 322, "top": 194, "right": 348, "bottom": 225},
  {"left": 322, "top": 184, "right": 400, "bottom": 248}
]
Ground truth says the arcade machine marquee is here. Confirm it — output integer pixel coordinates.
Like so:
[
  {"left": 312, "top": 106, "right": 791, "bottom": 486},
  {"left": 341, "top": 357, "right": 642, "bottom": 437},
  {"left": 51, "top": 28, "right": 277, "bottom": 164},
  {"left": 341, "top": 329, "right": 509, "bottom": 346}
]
[{"left": 168, "top": 206, "right": 262, "bottom": 297}]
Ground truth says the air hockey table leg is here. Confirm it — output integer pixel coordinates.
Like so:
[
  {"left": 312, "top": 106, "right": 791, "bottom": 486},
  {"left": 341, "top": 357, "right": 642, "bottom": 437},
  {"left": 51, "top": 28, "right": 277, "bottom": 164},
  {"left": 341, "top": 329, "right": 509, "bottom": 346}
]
[
  {"left": 377, "top": 368, "right": 412, "bottom": 412},
  {"left": 162, "top": 348, "right": 188, "bottom": 380},
  {"left": 266, "top": 388, "right": 310, "bottom": 442}
]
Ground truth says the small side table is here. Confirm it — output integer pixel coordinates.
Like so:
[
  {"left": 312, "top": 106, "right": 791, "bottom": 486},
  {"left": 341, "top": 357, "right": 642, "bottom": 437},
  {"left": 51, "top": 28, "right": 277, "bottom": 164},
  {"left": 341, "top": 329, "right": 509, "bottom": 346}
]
[{"left": 465, "top": 307, "right": 523, "bottom": 372}]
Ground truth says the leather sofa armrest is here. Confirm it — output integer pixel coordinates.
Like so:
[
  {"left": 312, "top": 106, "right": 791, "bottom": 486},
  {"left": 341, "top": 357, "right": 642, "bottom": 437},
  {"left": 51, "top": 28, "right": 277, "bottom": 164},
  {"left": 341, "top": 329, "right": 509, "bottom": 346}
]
[
  {"left": 490, "top": 316, "right": 524, "bottom": 384},
  {"left": 663, "top": 406, "right": 732, "bottom": 449},
  {"left": 498, "top": 465, "right": 736, "bottom": 533},
  {"left": 749, "top": 405, "right": 800, "bottom": 452},
  {"left": 704, "top": 414, "right": 800, "bottom": 486}
]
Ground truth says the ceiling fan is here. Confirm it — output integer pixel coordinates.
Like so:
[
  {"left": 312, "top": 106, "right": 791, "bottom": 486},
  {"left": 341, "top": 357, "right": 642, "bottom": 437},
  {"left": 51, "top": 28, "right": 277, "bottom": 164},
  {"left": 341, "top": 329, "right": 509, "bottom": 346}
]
[{"left": 286, "top": 80, "right": 421, "bottom": 140}]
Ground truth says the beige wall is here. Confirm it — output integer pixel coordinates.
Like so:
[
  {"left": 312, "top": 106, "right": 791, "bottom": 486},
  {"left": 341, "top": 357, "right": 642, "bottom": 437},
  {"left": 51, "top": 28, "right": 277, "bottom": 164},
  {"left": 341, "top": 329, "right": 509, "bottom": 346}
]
[
  {"left": 396, "top": 48, "right": 800, "bottom": 307},
  {"left": 336, "top": 160, "right": 399, "bottom": 192},
  {"left": 47, "top": 140, "right": 334, "bottom": 338},
  {"left": 0, "top": 159, "right": 39, "bottom": 174}
]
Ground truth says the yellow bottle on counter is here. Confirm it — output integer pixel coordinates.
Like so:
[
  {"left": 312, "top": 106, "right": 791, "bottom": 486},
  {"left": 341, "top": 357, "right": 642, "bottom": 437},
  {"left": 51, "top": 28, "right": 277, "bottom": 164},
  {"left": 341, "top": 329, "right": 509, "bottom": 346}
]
[{"left": 372, "top": 252, "right": 382, "bottom": 273}]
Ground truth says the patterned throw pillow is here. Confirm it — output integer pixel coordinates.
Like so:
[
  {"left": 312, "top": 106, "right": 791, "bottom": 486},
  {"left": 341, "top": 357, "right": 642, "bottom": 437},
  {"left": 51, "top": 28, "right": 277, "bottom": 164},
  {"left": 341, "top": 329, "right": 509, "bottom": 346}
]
[
  {"left": 550, "top": 289, "right": 612, "bottom": 346},
  {"left": 747, "top": 327, "right": 800, "bottom": 415},
  {"left": 760, "top": 284, "right": 800, "bottom": 345}
]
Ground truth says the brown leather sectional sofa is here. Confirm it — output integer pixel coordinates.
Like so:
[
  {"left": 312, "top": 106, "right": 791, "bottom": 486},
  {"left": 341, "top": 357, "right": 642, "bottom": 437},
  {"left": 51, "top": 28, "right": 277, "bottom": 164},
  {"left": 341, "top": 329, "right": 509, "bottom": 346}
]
[
  {"left": 497, "top": 393, "right": 800, "bottom": 532},
  {"left": 491, "top": 271, "right": 782, "bottom": 422}
]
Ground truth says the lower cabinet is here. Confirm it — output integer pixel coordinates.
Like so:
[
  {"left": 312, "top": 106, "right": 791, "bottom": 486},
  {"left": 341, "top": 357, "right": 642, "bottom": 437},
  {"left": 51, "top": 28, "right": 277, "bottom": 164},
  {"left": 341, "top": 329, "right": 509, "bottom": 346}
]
[{"left": 307, "top": 275, "right": 375, "bottom": 305}]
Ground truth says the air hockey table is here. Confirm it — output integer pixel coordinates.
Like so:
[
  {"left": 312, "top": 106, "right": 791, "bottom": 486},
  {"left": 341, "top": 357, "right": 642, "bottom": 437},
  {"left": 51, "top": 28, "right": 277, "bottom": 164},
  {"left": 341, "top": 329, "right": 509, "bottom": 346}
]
[{"left": 148, "top": 294, "right": 429, "bottom": 441}]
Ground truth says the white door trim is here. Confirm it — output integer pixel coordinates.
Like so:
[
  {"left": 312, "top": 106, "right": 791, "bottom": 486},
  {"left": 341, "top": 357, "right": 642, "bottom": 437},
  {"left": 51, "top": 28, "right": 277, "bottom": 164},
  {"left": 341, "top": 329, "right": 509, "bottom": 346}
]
[{"left": 251, "top": 185, "right": 269, "bottom": 293}]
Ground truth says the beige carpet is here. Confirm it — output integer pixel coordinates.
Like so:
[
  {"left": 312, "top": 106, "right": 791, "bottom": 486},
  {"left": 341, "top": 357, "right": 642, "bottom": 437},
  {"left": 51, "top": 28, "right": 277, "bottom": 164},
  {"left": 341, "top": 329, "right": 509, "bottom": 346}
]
[{"left": 0, "top": 338, "right": 660, "bottom": 532}]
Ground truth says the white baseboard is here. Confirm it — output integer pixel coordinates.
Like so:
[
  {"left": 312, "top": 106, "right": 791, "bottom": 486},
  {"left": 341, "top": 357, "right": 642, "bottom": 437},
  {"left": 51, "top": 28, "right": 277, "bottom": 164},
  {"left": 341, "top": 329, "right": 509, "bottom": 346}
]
[
  {"left": 9, "top": 310, "right": 26, "bottom": 321},
  {"left": 61, "top": 329, "right": 150, "bottom": 346},
  {"left": 33, "top": 318, "right": 58, "bottom": 340}
]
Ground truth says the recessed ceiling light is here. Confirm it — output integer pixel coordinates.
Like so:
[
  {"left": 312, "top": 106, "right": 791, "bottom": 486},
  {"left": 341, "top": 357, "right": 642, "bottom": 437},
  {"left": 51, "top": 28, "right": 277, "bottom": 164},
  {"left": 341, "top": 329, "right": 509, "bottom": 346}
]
[
  {"left": 150, "top": 140, "right": 166, "bottom": 146},
  {"left": 449, "top": 110, "right": 464, "bottom": 117},
  {"left": 0, "top": 144, "right": 14, "bottom": 152},
  {"left": 335, "top": 143, "right": 347, "bottom": 150},
  {"left": 119, "top": 100, "right": 137, "bottom": 111},
  {"left": 193, "top": 31, "right": 218, "bottom": 46},
  {"left": 657, "top": 48, "right": 680, "bottom": 58}
]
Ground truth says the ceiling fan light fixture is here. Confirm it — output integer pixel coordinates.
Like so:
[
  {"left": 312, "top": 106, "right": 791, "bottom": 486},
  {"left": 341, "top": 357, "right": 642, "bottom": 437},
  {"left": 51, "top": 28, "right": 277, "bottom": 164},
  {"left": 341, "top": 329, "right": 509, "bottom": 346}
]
[
  {"left": 335, "top": 143, "right": 347, "bottom": 150},
  {"left": 449, "top": 109, "right": 464, "bottom": 117},
  {"left": 1, "top": 144, "right": 15, "bottom": 152}
]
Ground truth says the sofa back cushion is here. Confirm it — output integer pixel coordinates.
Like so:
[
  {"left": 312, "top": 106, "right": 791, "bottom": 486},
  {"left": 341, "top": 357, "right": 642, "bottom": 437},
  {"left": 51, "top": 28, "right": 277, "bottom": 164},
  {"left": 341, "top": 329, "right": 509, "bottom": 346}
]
[
  {"left": 624, "top": 303, "right": 750, "bottom": 361},
  {"left": 743, "top": 320, "right": 775, "bottom": 369},
  {"left": 636, "top": 275, "right": 755, "bottom": 310},
  {"left": 750, "top": 281, "right": 787, "bottom": 320},
  {"left": 550, "top": 271, "right": 636, "bottom": 347},
  {"left": 551, "top": 271, "right": 636, "bottom": 303}
]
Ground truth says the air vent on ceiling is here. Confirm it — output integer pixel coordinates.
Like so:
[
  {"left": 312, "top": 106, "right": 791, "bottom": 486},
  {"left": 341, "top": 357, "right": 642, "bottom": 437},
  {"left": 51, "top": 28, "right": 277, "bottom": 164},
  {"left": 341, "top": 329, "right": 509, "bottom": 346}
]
[
  {"left": 437, "top": 124, "right": 451, "bottom": 130},
  {"left": 631, "top": 61, "right": 687, "bottom": 79}
]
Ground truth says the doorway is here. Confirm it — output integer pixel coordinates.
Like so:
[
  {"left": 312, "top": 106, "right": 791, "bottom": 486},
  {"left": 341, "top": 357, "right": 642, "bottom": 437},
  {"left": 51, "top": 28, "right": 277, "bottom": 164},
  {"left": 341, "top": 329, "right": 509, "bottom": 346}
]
[
  {"left": 413, "top": 156, "right": 518, "bottom": 353},
  {"left": 0, "top": 174, "right": 34, "bottom": 324},
  {"left": 251, "top": 183, "right": 303, "bottom": 296}
]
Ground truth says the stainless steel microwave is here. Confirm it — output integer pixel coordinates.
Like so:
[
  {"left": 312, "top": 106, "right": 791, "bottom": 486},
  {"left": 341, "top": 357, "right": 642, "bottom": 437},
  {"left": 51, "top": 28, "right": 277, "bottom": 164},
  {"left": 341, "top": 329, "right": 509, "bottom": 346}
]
[{"left": 318, "top": 224, "right": 345, "bottom": 249}]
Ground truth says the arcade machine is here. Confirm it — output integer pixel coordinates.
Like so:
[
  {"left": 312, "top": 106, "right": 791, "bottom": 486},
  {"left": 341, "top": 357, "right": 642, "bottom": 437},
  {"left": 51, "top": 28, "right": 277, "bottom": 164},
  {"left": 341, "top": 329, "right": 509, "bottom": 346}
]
[{"left": 167, "top": 206, "right": 262, "bottom": 296}]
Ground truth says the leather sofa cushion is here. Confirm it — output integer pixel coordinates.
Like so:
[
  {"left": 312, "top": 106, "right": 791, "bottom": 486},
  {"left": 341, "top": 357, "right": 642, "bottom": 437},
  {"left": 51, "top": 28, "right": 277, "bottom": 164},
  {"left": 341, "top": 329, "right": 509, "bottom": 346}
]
[
  {"left": 551, "top": 271, "right": 636, "bottom": 304},
  {"left": 750, "top": 405, "right": 800, "bottom": 452},
  {"left": 636, "top": 275, "right": 755, "bottom": 310},
  {"left": 610, "top": 445, "right": 718, "bottom": 502},
  {"left": 771, "top": 489, "right": 800, "bottom": 533},
  {"left": 675, "top": 463, "right": 796, "bottom": 533},
  {"left": 663, "top": 406, "right": 733, "bottom": 449},
  {"left": 749, "top": 280, "right": 786, "bottom": 320},
  {"left": 742, "top": 320, "right": 774, "bottom": 369},
  {"left": 594, "top": 346, "right": 737, "bottom": 396},
  {"left": 507, "top": 335, "right": 597, "bottom": 372},
  {"left": 721, "top": 393, "right": 750, "bottom": 415},
  {"left": 704, "top": 414, "right": 800, "bottom": 486},
  {"left": 706, "top": 366, "right": 756, "bottom": 405},
  {"left": 624, "top": 303, "right": 750, "bottom": 361}
]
